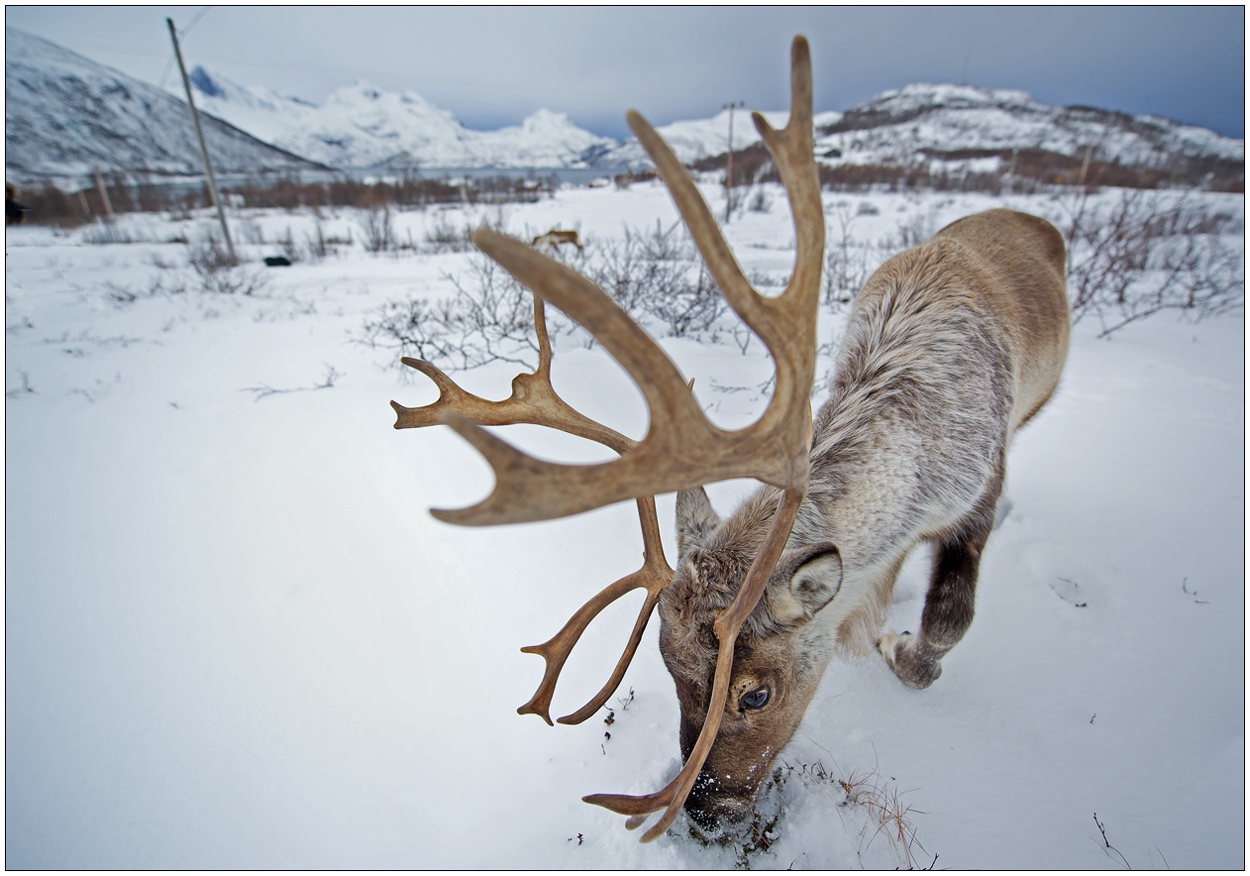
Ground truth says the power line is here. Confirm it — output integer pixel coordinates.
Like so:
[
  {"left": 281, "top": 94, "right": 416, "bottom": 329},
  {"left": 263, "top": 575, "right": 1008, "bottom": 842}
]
[{"left": 160, "top": 6, "right": 211, "bottom": 89}]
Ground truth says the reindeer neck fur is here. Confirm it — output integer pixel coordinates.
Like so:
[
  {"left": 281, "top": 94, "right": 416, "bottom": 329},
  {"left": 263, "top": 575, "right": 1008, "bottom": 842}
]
[{"left": 676, "top": 235, "right": 1018, "bottom": 660}]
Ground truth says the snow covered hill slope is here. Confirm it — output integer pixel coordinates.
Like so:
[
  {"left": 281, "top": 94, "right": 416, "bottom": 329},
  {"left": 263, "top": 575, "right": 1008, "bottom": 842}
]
[
  {"left": 10, "top": 27, "right": 1240, "bottom": 179},
  {"left": 4, "top": 185, "right": 1244, "bottom": 868},
  {"left": 186, "top": 59, "right": 1242, "bottom": 176},
  {"left": 813, "top": 83, "right": 1244, "bottom": 169},
  {"left": 591, "top": 108, "right": 845, "bottom": 168},
  {"left": 4, "top": 28, "right": 327, "bottom": 182},
  {"left": 183, "top": 66, "right": 616, "bottom": 170}
]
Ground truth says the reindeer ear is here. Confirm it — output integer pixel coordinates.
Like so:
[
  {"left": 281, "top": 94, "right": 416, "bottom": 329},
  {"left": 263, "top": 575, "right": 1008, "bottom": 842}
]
[
  {"left": 675, "top": 487, "right": 720, "bottom": 553},
  {"left": 768, "top": 542, "right": 843, "bottom": 625}
]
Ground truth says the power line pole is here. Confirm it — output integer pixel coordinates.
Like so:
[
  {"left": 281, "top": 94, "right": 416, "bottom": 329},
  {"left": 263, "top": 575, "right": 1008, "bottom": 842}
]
[
  {"left": 1078, "top": 143, "right": 1094, "bottom": 188},
  {"left": 723, "top": 101, "right": 743, "bottom": 224},
  {"left": 167, "top": 16, "right": 236, "bottom": 264},
  {"left": 93, "top": 167, "right": 114, "bottom": 219}
]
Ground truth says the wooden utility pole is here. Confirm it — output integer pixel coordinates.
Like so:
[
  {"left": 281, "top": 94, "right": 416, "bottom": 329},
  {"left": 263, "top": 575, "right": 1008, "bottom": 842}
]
[
  {"left": 1077, "top": 143, "right": 1094, "bottom": 188},
  {"left": 93, "top": 167, "right": 114, "bottom": 219},
  {"left": 167, "top": 16, "right": 236, "bottom": 264},
  {"left": 723, "top": 101, "right": 743, "bottom": 224}
]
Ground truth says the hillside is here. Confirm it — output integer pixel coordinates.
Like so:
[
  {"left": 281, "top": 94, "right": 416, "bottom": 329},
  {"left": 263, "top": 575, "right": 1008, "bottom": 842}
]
[
  {"left": 4, "top": 28, "right": 327, "bottom": 183},
  {"left": 181, "top": 66, "right": 616, "bottom": 170},
  {"left": 7, "top": 28, "right": 1244, "bottom": 189},
  {"left": 813, "top": 83, "right": 1244, "bottom": 170},
  {"left": 177, "top": 64, "right": 1243, "bottom": 182}
]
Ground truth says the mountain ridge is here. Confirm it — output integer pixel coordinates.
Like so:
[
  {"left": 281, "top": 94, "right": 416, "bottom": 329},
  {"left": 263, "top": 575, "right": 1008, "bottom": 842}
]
[
  {"left": 6, "top": 28, "right": 1243, "bottom": 183},
  {"left": 4, "top": 27, "right": 328, "bottom": 183},
  {"left": 178, "top": 63, "right": 1245, "bottom": 175}
]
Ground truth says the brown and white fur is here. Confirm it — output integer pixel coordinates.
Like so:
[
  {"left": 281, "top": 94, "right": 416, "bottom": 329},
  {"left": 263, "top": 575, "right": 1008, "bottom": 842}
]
[
  {"left": 531, "top": 229, "right": 582, "bottom": 253},
  {"left": 658, "top": 209, "right": 1070, "bottom": 827}
]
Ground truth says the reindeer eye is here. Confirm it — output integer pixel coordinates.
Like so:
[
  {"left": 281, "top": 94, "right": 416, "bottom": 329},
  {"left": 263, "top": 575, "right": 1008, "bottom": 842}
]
[{"left": 740, "top": 687, "right": 770, "bottom": 710}]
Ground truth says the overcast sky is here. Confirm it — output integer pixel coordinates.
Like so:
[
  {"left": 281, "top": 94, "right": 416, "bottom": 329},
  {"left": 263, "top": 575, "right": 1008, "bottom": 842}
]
[{"left": 7, "top": 6, "right": 1245, "bottom": 140}]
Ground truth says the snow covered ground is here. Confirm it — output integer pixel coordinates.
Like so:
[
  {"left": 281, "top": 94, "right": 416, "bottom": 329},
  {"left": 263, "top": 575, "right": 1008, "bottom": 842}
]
[{"left": 5, "top": 183, "right": 1244, "bottom": 868}]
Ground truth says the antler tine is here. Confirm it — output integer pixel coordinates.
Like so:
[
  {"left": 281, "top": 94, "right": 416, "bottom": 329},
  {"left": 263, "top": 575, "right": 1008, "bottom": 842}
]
[
  {"left": 393, "top": 298, "right": 633, "bottom": 455},
  {"left": 585, "top": 490, "right": 806, "bottom": 841},
  {"left": 619, "top": 35, "right": 822, "bottom": 475},
  {"left": 394, "top": 294, "right": 671, "bottom": 726},
  {"left": 399, "top": 34, "right": 823, "bottom": 843},
  {"left": 517, "top": 495, "right": 671, "bottom": 726},
  {"left": 580, "top": 35, "right": 820, "bottom": 841},
  {"left": 626, "top": 36, "right": 820, "bottom": 346},
  {"left": 750, "top": 37, "right": 823, "bottom": 304},
  {"left": 432, "top": 229, "right": 811, "bottom": 527}
]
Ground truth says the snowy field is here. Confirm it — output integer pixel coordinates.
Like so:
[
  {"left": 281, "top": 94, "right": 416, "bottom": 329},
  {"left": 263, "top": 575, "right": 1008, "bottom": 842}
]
[{"left": 5, "top": 182, "right": 1244, "bottom": 869}]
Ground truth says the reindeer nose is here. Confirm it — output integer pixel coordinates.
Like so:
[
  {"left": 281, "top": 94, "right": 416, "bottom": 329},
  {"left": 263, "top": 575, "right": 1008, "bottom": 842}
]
[{"left": 684, "top": 769, "right": 753, "bottom": 829}]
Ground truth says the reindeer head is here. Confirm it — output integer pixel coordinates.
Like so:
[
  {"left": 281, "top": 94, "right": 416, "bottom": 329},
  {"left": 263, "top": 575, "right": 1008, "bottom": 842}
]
[
  {"left": 394, "top": 36, "right": 824, "bottom": 842},
  {"left": 658, "top": 487, "right": 843, "bottom": 825}
]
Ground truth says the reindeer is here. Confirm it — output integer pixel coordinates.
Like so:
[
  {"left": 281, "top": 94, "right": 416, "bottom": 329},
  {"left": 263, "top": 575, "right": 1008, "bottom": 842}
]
[
  {"left": 392, "top": 36, "right": 1069, "bottom": 842},
  {"left": 662, "top": 205, "right": 1068, "bottom": 825},
  {"left": 531, "top": 228, "right": 583, "bottom": 253}
]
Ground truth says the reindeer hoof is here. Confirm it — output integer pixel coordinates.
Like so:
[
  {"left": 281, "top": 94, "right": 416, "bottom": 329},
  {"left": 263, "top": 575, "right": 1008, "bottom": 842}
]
[{"left": 878, "top": 631, "right": 942, "bottom": 690}]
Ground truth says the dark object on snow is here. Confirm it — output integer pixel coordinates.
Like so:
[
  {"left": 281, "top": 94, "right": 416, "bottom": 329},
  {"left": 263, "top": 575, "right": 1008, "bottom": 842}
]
[
  {"left": 264, "top": 256, "right": 292, "bottom": 267},
  {"left": 6, "top": 182, "right": 29, "bottom": 226}
]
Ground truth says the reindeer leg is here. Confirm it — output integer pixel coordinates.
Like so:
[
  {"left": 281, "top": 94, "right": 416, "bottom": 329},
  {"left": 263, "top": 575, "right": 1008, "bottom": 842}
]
[{"left": 880, "top": 479, "right": 1000, "bottom": 690}]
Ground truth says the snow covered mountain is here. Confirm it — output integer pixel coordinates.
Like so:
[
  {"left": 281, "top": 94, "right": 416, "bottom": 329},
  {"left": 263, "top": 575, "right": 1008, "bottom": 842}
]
[
  {"left": 811, "top": 83, "right": 1244, "bottom": 169},
  {"left": 4, "top": 28, "right": 327, "bottom": 183},
  {"left": 184, "top": 64, "right": 858, "bottom": 172},
  {"left": 185, "top": 65, "right": 850, "bottom": 171},
  {"left": 8, "top": 26, "right": 1241, "bottom": 182},
  {"left": 590, "top": 108, "right": 846, "bottom": 168},
  {"left": 182, "top": 66, "right": 616, "bottom": 170}
]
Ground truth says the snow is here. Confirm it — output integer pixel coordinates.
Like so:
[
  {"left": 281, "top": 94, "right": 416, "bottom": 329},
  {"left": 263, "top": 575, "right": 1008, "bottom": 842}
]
[
  {"left": 181, "top": 66, "right": 617, "bottom": 171},
  {"left": 814, "top": 83, "right": 1245, "bottom": 170},
  {"left": 595, "top": 110, "right": 845, "bottom": 169},
  {"left": 4, "top": 28, "right": 323, "bottom": 183},
  {"left": 182, "top": 64, "right": 846, "bottom": 173},
  {"left": 5, "top": 183, "right": 1244, "bottom": 868},
  {"left": 177, "top": 55, "right": 1244, "bottom": 177},
  {"left": 9, "top": 25, "right": 1243, "bottom": 184}
]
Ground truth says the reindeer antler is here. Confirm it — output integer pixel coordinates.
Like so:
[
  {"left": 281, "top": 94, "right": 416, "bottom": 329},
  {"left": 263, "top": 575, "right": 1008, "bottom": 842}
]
[
  {"left": 393, "top": 295, "right": 672, "bottom": 726},
  {"left": 394, "top": 35, "right": 823, "bottom": 843}
]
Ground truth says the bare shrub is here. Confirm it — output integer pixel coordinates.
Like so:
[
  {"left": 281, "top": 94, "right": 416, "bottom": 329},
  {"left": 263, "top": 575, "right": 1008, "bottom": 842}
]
[
  {"left": 422, "top": 212, "right": 509, "bottom": 255},
  {"left": 11, "top": 183, "right": 90, "bottom": 228},
  {"left": 187, "top": 233, "right": 266, "bottom": 295},
  {"left": 187, "top": 233, "right": 235, "bottom": 275},
  {"left": 587, "top": 221, "right": 727, "bottom": 338},
  {"left": 359, "top": 254, "right": 541, "bottom": 370},
  {"left": 887, "top": 207, "right": 941, "bottom": 250},
  {"left": 102, "top": 273, "right": 187, "bottom": 306},
  {"left": 275, "top": 226, "right": 302, "bottom": 264},
  {"left": 82, "top": 222, "right": 154, "bottom": 245},
  {"left": 823, "top": 208, "right": 884, "bottom": 307},
  {"left": 423, "top": 214, "right": 474, "bottom": 253},
  {"left": 359, "top": 203, "right": 395, "bottom": 253},
  {"left": 361, "top": 218, "right": 733, "bottom": 374},
  {"left": 236, "top": 220, "right": 266, "bottom": 245},
  {"left": 241, "top": 364, "right": 344, "bottom": 402},
  {"left": 304, "top": 220, "right": 334, "bottom": 262},
  {"left": 684, "top": 757, "right": 927, "bottom": 869},
  {"left": 1056, "top": 191, "right": 1244, "bottom": 336}
]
